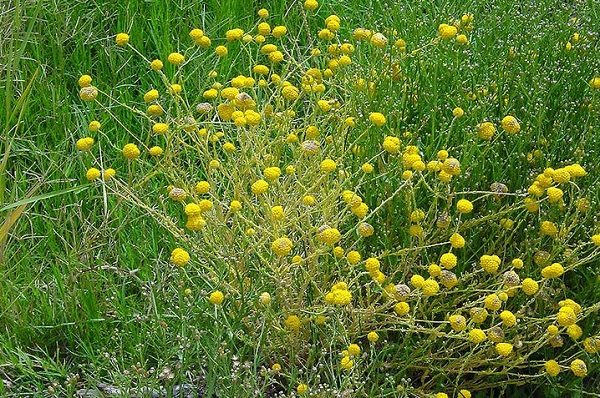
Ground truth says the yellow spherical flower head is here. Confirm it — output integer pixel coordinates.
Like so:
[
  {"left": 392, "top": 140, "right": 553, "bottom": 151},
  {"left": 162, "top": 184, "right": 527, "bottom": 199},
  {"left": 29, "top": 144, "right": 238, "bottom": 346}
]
[
  {"left": 521, "top": 278, "right": 539, "bottom": 295},
  {"left": 168, "top": 84, "right": 182, "bottom": 95},
  {"left": 271, "top": 205, "right": 285, "bottom": 221},
  {"left": 428, "top": 263, "right": 442, "bottom": 278},
  {"left": 122, "top": 143, "right": 140, "bottom": 160},
  {"left": 449, "top": 233, "right": 465, "bottom": 249},
  {"left": 501, "top": 115, "right": 521, "bottom": 134},
  {"left": 480, "top": 254, "right": 501, "bottom": 273},
  {"left": 272, "top": 26, "right": 287, "bottom": 38},
  {"left": 320, "top": 159, "right": 337, "bottom": 172},
  {"left": 325, "top": 282, "right": 352, "bottom": 306},
  {"left": 570, "top": 359, "right": 587, "bottom": 377},
  {"left": 340, "top": 355, "right": 353, "bottom": 370},
  {"left": 361, "top": 163, "right": 374, "bottom": 173},
  {"left": 88, "top": 120, "right": 101, "bottom": 132},
  {"left": 544, "top": 360, "right": 561, "bottom": 377},
  {"left": 143, "top": 89, "right": 159, "bottom": 102},
  {"left": 500, "top": 310, "right": 517, "bottom": 327},
  {"left": 263, "top": 166, "right": 281, "bottom": 181},
  {"left": 365, "top": 331, "right": 379, "bottom": 343},
  {"left": 148, "top": 146, "right": 163, "bottom": 156},
  {"left": 257, "top": 8, "right": 269, "bottom": 18},
  {"left": 346, "top": 250, "right": 361, "bottom": 265},
  {"left": 259, "top": 292, "right": 271, "bottom": 306},
  {"left": 251, "top": 179, "right": 269, "bottom": 195},
  {"left": 271, "top": 237, "right": 292, "bottom": 256},
  {"left": 79, "top": 86, "right": 98, "bottom": 101},
  {"left": 103, "top": 168, "right": 116, "bottom": 181},
  {"left": 394, "top": 302, "right": 410, "bottom": 316},
  {"left": 583, "top": 337, "right": 600, "bottom": 354},
  {"left": 357, "top": 222, "right": 374, "bottom": 237},
  {"left": 152, "top": 123, "right": 169, "bottom": 134},
  {"left": 476, "top": 122, "right": 496, "bottom": 140},
  {"left": 469, "top": 307, "right": 488, "bottom": 324},
  {"left": 495, "top": 342, "right": 513, "bottom": 357},
  {"left": 456, "top": 34, "right": 468, "bottom": 45},
  {"left": 442, "top": 157, "right": 461, "bottom": 175},
  {"left": 215, "top": 45, "right": 228, "bottom": 57},
  {"left": 382, "top": 136, "right": 401, "bottom": 154},
  {"left": 284, "top": 314, "right": 301, "bottom": 332},
  {"left": 225, "top": 28, "right": 244, "bottom": 42},
  {"left": 422, "top": 279, "right": 440, "bottom": 296},
  {"left": 410, "top": 274, "right": 425, "bottom": 288},
  {"left": 150, "top": 59, "right": 163, "bottom": 71},
  {"left": 546, "top": 187, "right": 563, "bottom": 203},
  {"left": 76, "top": 137, "right": 94, "bottom": 151},
  {"left": 195, "top": 181, "right": 210, "bottom": 194},
  {"left": 170, "top": 248, "right": 190, "bottom": 266},
  {"left": 589, "top": 76, "right": 600, "bottom": 89},
  {"left": 167, "top": 52, "right": 185, "bottom": 65},
  {"left": 115, "top": 33, "right": 130, "bottom": 46},
  {"left": 435, "top": 394, "right": 448, "bottom": 398},
  {"left": 456, "top": 199, "right": 473, "bottom": 214},
  {"left": 85, "top": 167, "right": 101, "bottom": 181},
  {"left": 484, "top": 294, "right": 502, "bottom": 311},
  {"left": 317, "top": 227, "right": 342, "bottom": 245},
  {"left": 209, "top": 290, "right": 224, "bottom": 305},
  {"left": 449, "top": 314, "right": 467, "bottom": 332},
  {"left": 438, "top": 24, "right": 457, "bottom": 40},
  {"left": 541, "top": 262, "right": 564, "bottom": 278},
  {"left": 304, "top": 0, "right": 318, "bottom": 10},
  {"left": 364, "top": 257, "right": 380, "bottom": 274},
  {"left": 296, "top": 383, "right": 308, "bottom": 396},
  {"left": 440, "top": 252, "right": 458, "bottom": 269},
  {"left": 557, "top": 306, "right": 576, "bottom": 326},
  {"left": 301, "top": 195, "right": 316, "bottom": 206},
  {"left": 540, "top": 220, "right": 558, "bottom": 237},
  {"left": 469, "top": 328, "right": 487, "bottom": 344},
  {"left": 78, "top": 74, "right": 92, "bottom": 87},
  {"left": 567, "top": 324, "right": 582, "bottom": 340},
  {"left": 452, "top": 107, "right": 464, "bottom": 118},
  {"left": 369, "top": 112, "right": 386, "bottom": 126}
]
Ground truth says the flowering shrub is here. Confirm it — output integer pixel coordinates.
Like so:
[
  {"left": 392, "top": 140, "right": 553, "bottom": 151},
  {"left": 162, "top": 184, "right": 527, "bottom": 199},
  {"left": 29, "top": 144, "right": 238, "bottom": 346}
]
[{"left": 75, "top": 4, "right": 599, "bottom": 396}]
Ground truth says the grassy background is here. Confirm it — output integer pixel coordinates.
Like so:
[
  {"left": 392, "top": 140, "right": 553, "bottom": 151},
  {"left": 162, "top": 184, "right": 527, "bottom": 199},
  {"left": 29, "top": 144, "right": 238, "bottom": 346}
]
[{"left": 1, "top": 0, "right": 599, "bottom": 396}]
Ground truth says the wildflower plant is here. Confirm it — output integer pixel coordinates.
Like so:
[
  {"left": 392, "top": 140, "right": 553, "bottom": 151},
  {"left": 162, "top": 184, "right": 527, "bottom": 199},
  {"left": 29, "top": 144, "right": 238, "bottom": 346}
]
[{"left": 68, "top": 2, "right": 600, "bottom": 397}]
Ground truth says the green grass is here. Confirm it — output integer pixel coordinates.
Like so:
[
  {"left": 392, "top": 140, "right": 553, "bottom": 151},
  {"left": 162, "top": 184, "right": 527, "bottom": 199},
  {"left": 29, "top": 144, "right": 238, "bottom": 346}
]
[{"left": 1, "top": 0, "right": 600, "bottom": 396}]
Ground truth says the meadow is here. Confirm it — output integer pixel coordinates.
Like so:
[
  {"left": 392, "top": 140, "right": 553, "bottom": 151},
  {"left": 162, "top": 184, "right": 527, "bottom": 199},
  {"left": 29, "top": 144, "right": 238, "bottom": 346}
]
[{"left": 1, "top": 0, "right": 599, "bottom": 396}]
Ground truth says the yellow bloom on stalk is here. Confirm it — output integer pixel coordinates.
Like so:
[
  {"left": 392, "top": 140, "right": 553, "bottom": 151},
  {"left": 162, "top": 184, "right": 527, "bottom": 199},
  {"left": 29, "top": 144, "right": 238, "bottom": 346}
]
[
  {"left": 304, "top": 0, "right": 318, "bottom": 10},
  {"left": 448, "top": 314, "right": 467, "bottom": 332},
  {"left": 476, "top": 122, "right": 496, "bottom": 140},
  {"left": 170, "top": 248, "right": 190, "bottom": 266},
  {"left": 545, "top": 360, "right": 560, "bottom": 377},
  {"left": 457, "top": 199, "right": 473, "bottom": 214},
  {"left": 76, "top": 137, "right": 94, "bottom": 151},
  {"left": 320, "top": 159, "right": 337, "bottom": 172},
  {"left": 209, "top": 291, "right": 224, "bottom": 305},
  {"left": 369, "top": 112, "right": 386, "bottom": 126},
  {"left": 149, "top": 146, "right": 163, "bottom": 156},
  {"left": 501, "top": 115, "right": 521, "bottom": 134},
  {"left": 215, "top": 45, "right": 228, "bottom": 57},
  {"left": 271, "top": 237, "right": 293, "bottom": 256},
  {"left": 521, "top": 278, "right": 539, "bottom": 295},
  {"left": 541, "top": 262, "right": 564, "bottom": 278},
  {"left": 88, "top": 120, "right": 101, "bottom": 131},
  {"left": 85, "top": 167, "right": 100, "bottom": 181},
  {"left": 382, "top": 136, "right": 401, "bottom": 154},
  {"left": 440, "top": 252, "right": 457, "bottom": 269},
  {"left": 167, "top": 52, "right": 185, "bottom": 65},
  {"left": 449, "top": 233, "right": 465, "bottom": 249},
  {"left": 570, "top": 359, "right": 587, "bottom": 377},
  {"left": 78, "top": 75, "right": 92, "bottom": 87},
  {"left": 251, "top": 179, "right": 269, "bottom": 195},
  {"left": 115, "top": 33, "right": 130, "bottom": 46},
  {"left": 469, "top": 328, "right": 487, "bottom": 343},
  {"left": 122, "top": 143, "right": 140, "bottom": 159},
  {"left": 79, "top": 86, "right": 98, "bottom": 101},
  {"left": 438, "top": 24, "right": 457, "bottom": 40},
  {"left": 495, "top": 342, "right": 513, "bottom": 357},
  {"left": 480, "top": 255, "right": 501, "bottom": 273}
]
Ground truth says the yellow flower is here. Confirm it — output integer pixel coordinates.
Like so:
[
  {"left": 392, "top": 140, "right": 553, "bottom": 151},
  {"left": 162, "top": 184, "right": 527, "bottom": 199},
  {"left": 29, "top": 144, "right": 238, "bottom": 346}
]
[
  {"left": 102, "top": 168, "right": 116, "bottom": 181},
  {"left": 428, "top": 263, "right": 441, "bottom": 277},
  {"left": 449, "top": 233, "right": 465, "bottom": 249},
  {"left": 189, "top": 28, "right": 204, "bottom": 40},
  {"left": 143, "top": 89, "right": 159, "bottom": 102},
  {"left": 546, "top": 187, "right": 563, "bottom": 203},
  {"left": 78, "top": 75, "right": 92, "bottom": 87},
  {"left": 583, "top": 336, "right": 600, "bottom": 354},
  {"left": 167, "top": 52, "right": 185, "bottom": 65},
  {"left": 230, "top": 200, "right": 242, "bottom": 212},
  {"left": 541, "top": 262, "right": 564, "bottom": 278},
  {"left": 476, "top": 122, "right": 496, "bottom": 140},
  {"left": 557, "top": 306, "right": 576, "bottom": 326},
  {"left": 225, "top": 28, "right": 244, "bottom": 42},
  {"left": 540, "top": 220, "right": 558, "bottom": 237},
  {"left": 272, "top": 26, "right": 287, "bottom": 38},
  {"left": 456, "top": 34, "right": 468, "bottom": 45},
  {"left": 257, "top": 8, "right": 269, "bottom": 18},
  {"left": 469, "top": 328, "right": 487, "bottom": 343},
  {"left": 369, "top": 112, "right": 386, "bottom": 126},
  {"left": 340, "top": 355, "right": 353, "bottom": 370},
  {"left": 268, "top": 50, "right": 284, "bottom": 62},
  {"left": 500, "top": 310, "right": 517, "bottom": 327},
  {"left": 304, "top": 0, "right": 318, "bottom": 10},
  {"left": 152, "top": 123, "right": 169, "bottom": 134},
  {"left": 484, "top": 294, "right": 502, "bottom": 311},
  {"left": 370, "top": 32, "right": 388, "bottom": 48},
  {"left": 215, "top": 45, "right": 228, "bottom": 57},
  {"left": 521, "top": 278, "right": 539, "bottom": 295},
  {"left": 88, "top": 120, "right": 101, "bottom": 132},
  {"left": 76, "top": 137, "right": 94, "bottom": 151},
  {"left": 589, "top": 76, "right": 600, "bottom": 89},
  {"left": 567, "top": 324, "right": 582, "bottom": 340},
  {"left": 440, "top": 252, "right": 458, "bottom": 269},
  {"left": 285, "top": 315, "right": 301, "bottom": 331},
  {"left": 320, "top": 159, "right": 337, "bottom": 172},
  {"left": 570, "top": 359, "right": 587, "bottom": 377},
  {"left": 149, "top": 146, "right": 163, "bottom": 156},
  {"left": 361, "top": 163, "right": 374, "bottom": 173},
  {"left": 495, "top": 342, "right": 513, "bottom": 357},
  {"left": 449, "top": 314, "right": 467, "bottom": 332},
  {"left": 302, "top": 195, "right": 316, "bottom": 206},
  {"left": 115, "top": 33, "right": 130, "bottom": 46},
  {"left": 251, "top": 179, "right": 269, "bottom": 195},
  {"left": 480, "top": 255, "right": 501, "bottom": 273},
  {"left": 209, "top": 291, "right": 224, "bottom": 305},
  {"left": 195, "top": 181, "right": 210, "bottom": 194},
  {"left": 470, "top": 308, "right": 488, "bottom": 324},
  {"left": 439, "top": 270, "right": 458, "bottom": 289},
  {"left": 259, "top": 292, "right": 271, "bottom": 305},
  {"left": 410, "top": 274, "right": 425, "bottom": 288},
  {"left": 170, "top": 248, "right": 190, "bottom": 266},
  {"left": 501, "top": 115, "right": 521, "bottom": 134},
  {"left": 168, "top": 84, "right": 182, "bottom": 94},
  {"left": 85, "top": 167, "right": 101, "bottom": 181},
  {"left": 271, "top": 205, "right": 285, "bottom": 221},
  {"left": 296, "top": 383, "right": 308, "bottom": 395},
  {"left": 394, "top": 302, "right": 410, "bottom": 316},
  {"left": 79, "top": 86, "right": 98, "bottom": 101},
  {"left": 545, "top": 360, "right": 560, "bottom": 377},
  {"left": 346, "top": 251, "right": 361, "bottom": 265},
  {"left": 452, "top": 107, "right": 464, "bottom": 117},
  {"left": 422, "top": 279, "right": 439, "bottom": 296},
  {"left": 382, "top": 136, "right": 401, "bottom": 154},
  {"left": 317, "top": 227, "right": 342, "bottom": 245},
  {"left": 263, "top": 166, "right": 281, "bottom": 181},
  {"left": 366, "top": 331, "right": 379, "bottom": 343},
  {"left": 122, "top": 143, "right": 140, "bottom": 159},
  {"left": 271, "top": 237, "right": 292, "bottom": 256},
  {"left": 438, "top": 24, "right": 457, "bottom": 40},
  {"left": 456, "top": 199, "right": 473, "bottom": 214}
]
